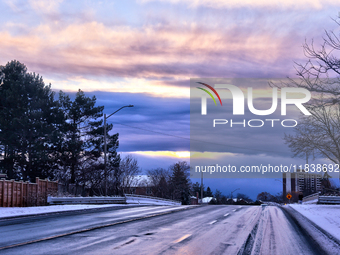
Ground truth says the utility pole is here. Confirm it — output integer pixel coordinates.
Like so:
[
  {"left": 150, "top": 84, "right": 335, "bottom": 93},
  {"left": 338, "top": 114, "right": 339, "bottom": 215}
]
[
  {"left": 201, "top": 171, "right": 203, "bottom": 202},
  {"left": 230, "top": 188, "right": 240, "bottom": 203},
  {"left": 104, "top": 105, "right": 134, "bottom": 196}
]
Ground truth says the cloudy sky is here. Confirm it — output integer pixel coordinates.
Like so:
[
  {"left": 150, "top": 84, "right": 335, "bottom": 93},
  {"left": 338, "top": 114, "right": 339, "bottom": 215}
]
[{"left": 1, "top": 0, "right": 340, "bottom": 199}]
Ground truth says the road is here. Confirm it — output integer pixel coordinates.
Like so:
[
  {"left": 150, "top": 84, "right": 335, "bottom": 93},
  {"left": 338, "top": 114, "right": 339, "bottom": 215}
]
[{"left": 0, "top": 205, "right": 338, "bottom": 254}]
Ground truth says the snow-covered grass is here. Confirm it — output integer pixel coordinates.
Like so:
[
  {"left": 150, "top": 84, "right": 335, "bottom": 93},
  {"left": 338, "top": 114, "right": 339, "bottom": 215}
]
[
  {"left": 289, "top": 204, "right": 340, "bottom": 240},
  {"left": 0, "top": 204, "right": 130, "bottom": 219}
]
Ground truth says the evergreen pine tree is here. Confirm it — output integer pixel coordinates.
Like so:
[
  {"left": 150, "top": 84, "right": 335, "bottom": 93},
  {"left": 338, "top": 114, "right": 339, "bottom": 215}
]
[{"left": 0, "top": 60, "right": 64, "bottom": 181}]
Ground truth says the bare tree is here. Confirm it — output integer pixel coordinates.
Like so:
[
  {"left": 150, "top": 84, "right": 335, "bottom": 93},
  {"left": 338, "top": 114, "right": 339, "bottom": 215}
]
[
  {"left": 115, "top": 155, "right": 140, "bottom": 194},
  {"left": 256, "top": 192, "right": 275, "bottom": 202},
  {"left": 78, "top": 159, "right": 104, "bottom": 196},
  {"left": 236, "top": 193, "right": 253, "bottom": 203},
  {"left": 147, "top": 168, "right": 171, "bottom": 198},
  {"left": 272, "top": 17, "right": 340, "bottom": 181},
  {"left": 272, "top": 17, "right": 340, "bottom": 99},
  {"left": 284, "top": 100, "right": 340, "bottom": 165}
]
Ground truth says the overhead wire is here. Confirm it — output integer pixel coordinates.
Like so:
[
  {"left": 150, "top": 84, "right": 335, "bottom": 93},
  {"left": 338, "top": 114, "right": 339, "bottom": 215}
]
[{"left": 110, "top": 121, "right": 288, "bottom": 154}]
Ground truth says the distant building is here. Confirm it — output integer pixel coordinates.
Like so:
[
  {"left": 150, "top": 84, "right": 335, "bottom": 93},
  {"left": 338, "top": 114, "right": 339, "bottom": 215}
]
[
  {"left": 219, "top": 198, "right": 238, "bottom": 204},
  {"left": 283, "top": 169, "right": 322, "bottom": 198},
  {"left": 122, "top": 175, "right": 153, "bottom": 196},
  {"left": 190, "top": 196, "right": 199, "bottom": 205},
  {"left": 201, "top": 197, "right": 214, "bottom": 204},
  {"left": 237, "top": 198, "right": 249, "bottom": 205}
]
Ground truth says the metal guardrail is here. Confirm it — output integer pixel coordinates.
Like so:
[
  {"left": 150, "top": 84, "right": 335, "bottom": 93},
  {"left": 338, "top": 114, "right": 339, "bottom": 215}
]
[
  {"left": 302, "top": 193, "right": 340, "bottom": 204},
  {"left": 47, "top": 195, "right": 181, "bottom": 205},
  {"left": 125, "top": 194, "right": 181, "bottom": 204},
  {"left": 47, "top": 196, "right": 126, "bottom": 205},
  {"left": 302, "top": 193, "right": 319, "bottom": 203},
  {"left": 318, "top": 196, "right": 340, "bottom": 204},
  {"left": 125, "top": 194, "right": 181, "bottom": 205}
]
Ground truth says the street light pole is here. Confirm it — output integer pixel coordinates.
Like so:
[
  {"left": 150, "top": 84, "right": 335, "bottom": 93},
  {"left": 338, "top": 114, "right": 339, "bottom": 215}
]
[
  {"left": 104, "top": 105, "right": 134, "bottom": 196},
  {"left": 201, "top": 171, "right": 203, "bottom": 202},
  {"left": 104, "top": 113, "right": 107, "bottom": 196},
  {"left": 230, "top": 188, "right": 240, "bottom": 203}
]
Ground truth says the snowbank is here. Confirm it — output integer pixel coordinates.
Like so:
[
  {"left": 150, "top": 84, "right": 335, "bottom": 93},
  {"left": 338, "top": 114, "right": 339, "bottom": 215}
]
[
  {"left": 289, "top": 204, "right": 340, "bottom": 240},
  {"left": 0, "top": 204, "right": 129, "bottom": 219}
]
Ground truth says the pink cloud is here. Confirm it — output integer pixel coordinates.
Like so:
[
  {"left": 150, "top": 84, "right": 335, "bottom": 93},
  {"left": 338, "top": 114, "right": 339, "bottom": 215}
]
[
  {"left": 139, "top": 0, "right": 339, "bottom": 10},
  {"left": 0, "top": 21, "right": 306, "bottom": 80}
]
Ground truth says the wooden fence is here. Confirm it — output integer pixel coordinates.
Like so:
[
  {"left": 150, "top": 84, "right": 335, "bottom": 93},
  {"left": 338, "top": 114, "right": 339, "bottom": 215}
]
[{"left": 0, "top": 177, "right": 58, "bottom": 207}]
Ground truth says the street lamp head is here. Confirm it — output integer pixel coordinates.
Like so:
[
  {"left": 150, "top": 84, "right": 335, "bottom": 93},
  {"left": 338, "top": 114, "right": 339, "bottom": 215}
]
[{"left": 128, "top": 105, "right": 134, "bottom": 107}]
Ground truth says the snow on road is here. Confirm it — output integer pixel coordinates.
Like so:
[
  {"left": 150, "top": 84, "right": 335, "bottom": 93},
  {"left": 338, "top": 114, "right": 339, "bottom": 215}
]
[
  {"left": 289, "top": 204, "right": 340, "bottom": 241},
  {"left": 0, "top": 204, "right": 129, "bottom": 219},
  {"left": 252, "top": 206, "right": 316, "bottom": 255}
]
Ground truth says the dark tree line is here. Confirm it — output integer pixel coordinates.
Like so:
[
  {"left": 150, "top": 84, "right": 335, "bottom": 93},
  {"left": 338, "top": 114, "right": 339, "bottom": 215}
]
[
  {"left": 192, "top": 182, "right": 213, "bottom": 198},
  {"left": 209, "top": 189, "right": 256, "bottom": 205},
  {"left": 148, "top": 161, "right": 192, "bottom": 204},
  {"left": 0, "top": 60, "right": 119, "bottom": 193}
]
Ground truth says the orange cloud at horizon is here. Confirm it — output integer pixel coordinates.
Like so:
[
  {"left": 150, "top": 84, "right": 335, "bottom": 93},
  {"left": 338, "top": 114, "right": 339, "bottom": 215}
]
[{"left": 131, "top": 151, "right": 190, "bottom": 158}]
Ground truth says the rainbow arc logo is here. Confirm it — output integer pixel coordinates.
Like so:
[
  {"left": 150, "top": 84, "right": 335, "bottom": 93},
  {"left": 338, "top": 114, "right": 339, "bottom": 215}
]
[{"left": 196, "top": 82, "right": 223, "bottom": 106}]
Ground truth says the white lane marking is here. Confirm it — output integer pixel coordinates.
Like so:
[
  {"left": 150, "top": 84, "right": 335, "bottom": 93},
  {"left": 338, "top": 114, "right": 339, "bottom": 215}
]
[
  {"left": 208, "top": 220, "right": 217, "bottom": 225},
  {"left": 174, "top": 234, "right": 192, "bottom": 243},
  {"left": 224, "top": 213, "right": 229, "bottom": 217},
  {"left": 232, "top": 209, "right": 236, "bottom": 212}
]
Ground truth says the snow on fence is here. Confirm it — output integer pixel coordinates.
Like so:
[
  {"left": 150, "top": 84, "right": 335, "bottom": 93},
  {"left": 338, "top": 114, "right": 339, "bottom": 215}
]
[{"left": 0, "top": 177, "right": 58, "bottom": 207}]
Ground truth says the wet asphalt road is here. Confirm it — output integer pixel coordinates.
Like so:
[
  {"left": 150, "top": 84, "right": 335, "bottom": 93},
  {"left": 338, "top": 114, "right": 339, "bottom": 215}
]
[{"left": 0, "top": 205, "right": 333, "bottom": 255}]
